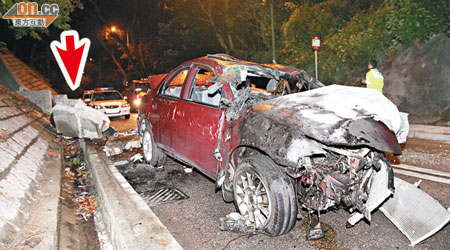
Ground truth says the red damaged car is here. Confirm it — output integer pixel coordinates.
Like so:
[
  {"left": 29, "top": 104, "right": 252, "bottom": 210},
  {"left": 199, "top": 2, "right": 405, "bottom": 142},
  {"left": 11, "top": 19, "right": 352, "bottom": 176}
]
[{"left": 137, "top": 54, "right": 410, "bottom": 238}]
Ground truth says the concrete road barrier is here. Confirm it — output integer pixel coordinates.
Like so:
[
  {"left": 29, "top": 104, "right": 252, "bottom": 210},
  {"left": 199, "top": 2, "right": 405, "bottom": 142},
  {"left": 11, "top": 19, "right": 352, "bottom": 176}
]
[
  {"left": 408, "top": 124, "right": 450, "bottom": 143},
  {"left": 81, "top": 139, "right": 182, "bottom": 250},
  {"left": 17, "top": 90, "right": 52, "bottom": 114}
]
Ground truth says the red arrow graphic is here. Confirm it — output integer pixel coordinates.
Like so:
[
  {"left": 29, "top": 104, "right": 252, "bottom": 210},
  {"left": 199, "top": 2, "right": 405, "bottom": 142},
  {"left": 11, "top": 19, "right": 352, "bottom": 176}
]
[
  {"left": 50, "top": 30, "right": 91, "bottom": 91},
  {"left": 56, "top": 35, "right": 85, "bottom": 86}
]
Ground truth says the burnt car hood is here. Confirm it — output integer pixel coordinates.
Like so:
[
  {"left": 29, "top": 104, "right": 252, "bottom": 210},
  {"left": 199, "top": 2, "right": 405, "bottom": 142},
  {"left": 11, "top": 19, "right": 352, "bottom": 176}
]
[{"left": 250, "top": 85, "right": 409, "bottom": 154}]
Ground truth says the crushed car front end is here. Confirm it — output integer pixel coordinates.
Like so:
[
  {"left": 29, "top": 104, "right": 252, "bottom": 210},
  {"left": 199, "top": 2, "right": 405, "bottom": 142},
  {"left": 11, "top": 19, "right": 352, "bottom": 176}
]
[{"left": 208, "top": 63, "right": 410, "bottom": 238}]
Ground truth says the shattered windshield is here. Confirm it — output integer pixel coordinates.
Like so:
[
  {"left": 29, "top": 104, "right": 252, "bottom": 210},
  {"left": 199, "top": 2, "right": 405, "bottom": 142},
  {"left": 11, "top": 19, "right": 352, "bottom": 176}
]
[{"left": 93, "top": 91, "right": 123, "bottom": 101}]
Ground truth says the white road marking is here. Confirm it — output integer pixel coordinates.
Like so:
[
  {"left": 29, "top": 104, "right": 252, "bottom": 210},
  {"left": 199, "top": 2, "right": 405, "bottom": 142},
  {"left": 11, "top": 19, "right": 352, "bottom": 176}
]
[
  {"left": 393, "top": 164, "right": 450, "bottom": 178},
  {"left": 394, "top": 169, "right": 450, "bottom": 185}
]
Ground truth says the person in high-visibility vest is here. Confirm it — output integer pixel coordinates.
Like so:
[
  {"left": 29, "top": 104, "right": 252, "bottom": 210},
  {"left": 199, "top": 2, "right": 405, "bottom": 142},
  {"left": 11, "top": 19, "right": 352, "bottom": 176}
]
[{"left": 361, "top": 60, "right": 384, "bottom": 93}]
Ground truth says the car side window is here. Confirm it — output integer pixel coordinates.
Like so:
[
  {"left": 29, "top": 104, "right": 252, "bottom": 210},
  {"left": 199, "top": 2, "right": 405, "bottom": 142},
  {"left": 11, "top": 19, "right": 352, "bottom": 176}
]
[
  {"left": 187, "top": 68, "right": 220, "bottom": 107},
  {"left": 161, "top": 68, "right": 189, "bottom": 98}
]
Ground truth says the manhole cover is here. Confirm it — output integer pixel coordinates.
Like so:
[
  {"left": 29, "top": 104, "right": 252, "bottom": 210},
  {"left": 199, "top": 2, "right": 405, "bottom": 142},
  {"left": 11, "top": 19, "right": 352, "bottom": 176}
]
[{"left": 142, "top": 188, "right": 189, "bottom": 206}]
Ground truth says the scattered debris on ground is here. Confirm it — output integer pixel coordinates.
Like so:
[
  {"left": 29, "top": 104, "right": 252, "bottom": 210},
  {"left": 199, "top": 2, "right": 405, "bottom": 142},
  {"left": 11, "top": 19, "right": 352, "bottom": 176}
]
[
  {"left": 219, "top": 212, "right": 257, "bottom": 234},
  {"left": 96, "top": 132, "right": 192, "bottom": 208},
  {"left": 59, "top": 138, "right": 100, "bottom": 249}
]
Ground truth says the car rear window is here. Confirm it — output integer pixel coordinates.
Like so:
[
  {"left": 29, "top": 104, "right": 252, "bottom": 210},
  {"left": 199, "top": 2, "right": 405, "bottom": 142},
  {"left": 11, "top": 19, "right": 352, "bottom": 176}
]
[{"left": 135, "top": 82, "right": 149, "bottom": 93}]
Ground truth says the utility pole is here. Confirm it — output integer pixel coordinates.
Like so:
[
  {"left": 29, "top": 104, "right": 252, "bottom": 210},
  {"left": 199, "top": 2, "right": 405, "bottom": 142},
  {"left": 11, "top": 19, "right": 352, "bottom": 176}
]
[{"left": 270, "top": 1, "right": 276, "bottom": 64}]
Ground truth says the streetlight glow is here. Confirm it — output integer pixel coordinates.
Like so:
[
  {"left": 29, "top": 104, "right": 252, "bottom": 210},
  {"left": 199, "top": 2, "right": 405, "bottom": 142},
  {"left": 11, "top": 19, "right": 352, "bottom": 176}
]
[{"left": 110, "top": 26, "right": 117, "bottom": 32}]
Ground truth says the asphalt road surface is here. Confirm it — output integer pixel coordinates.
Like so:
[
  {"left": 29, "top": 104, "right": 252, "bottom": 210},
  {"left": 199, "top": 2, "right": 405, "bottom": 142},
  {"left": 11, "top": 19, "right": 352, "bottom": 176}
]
[
  {"left": 109, "top": 113, "right": 138, "bottom": 132},
  {"left": 110, "top": 115, "right": 450, "bottom": 250}
]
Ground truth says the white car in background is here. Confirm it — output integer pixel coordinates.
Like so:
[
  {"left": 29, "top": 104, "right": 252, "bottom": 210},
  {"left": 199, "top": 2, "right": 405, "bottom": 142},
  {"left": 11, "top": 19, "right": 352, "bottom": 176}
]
[{"left": 83, "top": 88, "right": 130, "bottom": 119}]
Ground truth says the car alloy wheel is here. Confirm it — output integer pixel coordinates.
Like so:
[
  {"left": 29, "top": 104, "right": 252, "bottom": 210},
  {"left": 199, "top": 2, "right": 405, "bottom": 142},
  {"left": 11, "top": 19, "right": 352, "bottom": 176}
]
[
  {"left": 234, "top": 169, "right": 271, "bottom": 228},
  {"left": 233, "top": 155, "right": 297, "bottom": 236}
]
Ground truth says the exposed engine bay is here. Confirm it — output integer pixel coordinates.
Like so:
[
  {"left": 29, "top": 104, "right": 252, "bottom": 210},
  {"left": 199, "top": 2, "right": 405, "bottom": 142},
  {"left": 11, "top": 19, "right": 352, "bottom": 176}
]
[{"left": 297, "top": 147, "right": 391, "bottom": 216}]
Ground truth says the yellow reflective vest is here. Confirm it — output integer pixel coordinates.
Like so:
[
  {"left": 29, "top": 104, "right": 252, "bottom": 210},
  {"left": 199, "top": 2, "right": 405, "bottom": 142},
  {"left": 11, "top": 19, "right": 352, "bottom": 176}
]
[{"left": 365, "top": 68, "right": 384, "bottom": 93}]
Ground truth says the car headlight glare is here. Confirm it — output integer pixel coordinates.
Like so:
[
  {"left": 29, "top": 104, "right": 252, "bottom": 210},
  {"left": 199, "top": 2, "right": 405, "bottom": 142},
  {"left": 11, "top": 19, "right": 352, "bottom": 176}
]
[{"left": 133, "top": 99, "right": 141, "bottom": 106}]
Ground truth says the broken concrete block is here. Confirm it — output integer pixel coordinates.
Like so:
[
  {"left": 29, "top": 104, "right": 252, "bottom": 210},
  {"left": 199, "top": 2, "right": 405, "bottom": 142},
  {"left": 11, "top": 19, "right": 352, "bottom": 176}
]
[
  {"left": 17, "top": 90, "right": 52, "bottom": 114},
  {"left": 52, "top": 99, "right": 109, "bottom": 139},
  {"left": 53, "top": 94, "right": 68, "bottom": 104}
]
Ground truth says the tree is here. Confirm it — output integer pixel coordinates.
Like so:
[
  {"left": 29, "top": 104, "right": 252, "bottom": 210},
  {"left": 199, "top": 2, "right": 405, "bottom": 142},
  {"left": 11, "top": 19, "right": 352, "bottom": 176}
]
[
  {"left": 280, "top": 0, "right": 357, "bottom": 74},
  {"left": 385, "top": 0, "right": 450, "bottom": 47},
  {"left": 80, "top": 0, "right": 175, "bottom": 81},
  {"left": 159, "top": 0, "right": 293, "bottom": 63}
]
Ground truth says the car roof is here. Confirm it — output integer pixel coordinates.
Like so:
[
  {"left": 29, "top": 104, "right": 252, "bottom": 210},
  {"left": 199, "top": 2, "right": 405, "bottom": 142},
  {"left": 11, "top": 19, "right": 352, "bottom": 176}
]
[
  {"left": 92, "top": 89, "right": 119, "bottom": 93},
  {"left": 182, "top": 54, "right": 301, "bottom": 75}
]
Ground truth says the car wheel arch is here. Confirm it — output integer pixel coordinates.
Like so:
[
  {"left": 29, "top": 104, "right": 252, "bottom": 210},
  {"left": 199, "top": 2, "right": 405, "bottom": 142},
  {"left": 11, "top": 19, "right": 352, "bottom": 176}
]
[
  {"left": 228, "top": 145, "right": 280, "bottom": 178},
  {"left": 230, "top": 144, "right": 298, "bottom": 170}
]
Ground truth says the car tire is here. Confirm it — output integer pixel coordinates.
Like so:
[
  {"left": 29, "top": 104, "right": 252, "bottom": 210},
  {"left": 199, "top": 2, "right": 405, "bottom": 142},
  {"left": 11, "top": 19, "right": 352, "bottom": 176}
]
[
  {"left": 222, "top": 176, "right": 234, "bottom": 203},
  {"left": 233, "top": 155, "right": 297, "bottom": 236},
  {"left": 124, "top": 114, "right": 130, "bottom": 119},
  {"left": 142, "top": 127, "right": 158, "bottom": 165},
  {"left": 157, "top": 151, "right": 167, "bottom": 166}
]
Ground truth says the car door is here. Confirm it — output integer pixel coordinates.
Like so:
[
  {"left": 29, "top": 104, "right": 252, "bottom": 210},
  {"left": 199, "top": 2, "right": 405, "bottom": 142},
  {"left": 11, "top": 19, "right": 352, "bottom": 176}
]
[
  {"left": 174, "top": 65, "right": 224, "bottom": 178},
  {"left": 149, "top": 65, "right": 192, "bottom": 153}
]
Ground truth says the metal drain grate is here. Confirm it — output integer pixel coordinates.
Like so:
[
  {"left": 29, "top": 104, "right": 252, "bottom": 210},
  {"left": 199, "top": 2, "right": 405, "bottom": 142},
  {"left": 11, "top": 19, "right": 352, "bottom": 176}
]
[{"left": 141, "top": 188, "right": 189, "bottom": 207}]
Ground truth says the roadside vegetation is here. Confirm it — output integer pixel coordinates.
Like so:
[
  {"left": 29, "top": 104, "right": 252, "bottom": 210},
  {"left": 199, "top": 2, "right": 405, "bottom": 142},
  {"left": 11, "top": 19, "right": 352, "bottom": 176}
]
[{"left": 0, "top": 0, "right": 449, "bottom": 92}]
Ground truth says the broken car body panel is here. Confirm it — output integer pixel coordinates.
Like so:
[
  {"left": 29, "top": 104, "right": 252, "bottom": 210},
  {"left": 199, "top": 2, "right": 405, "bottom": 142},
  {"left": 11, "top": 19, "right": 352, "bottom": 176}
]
[{"left": 233, "top": 85, "right": 405, "bottom": 168}]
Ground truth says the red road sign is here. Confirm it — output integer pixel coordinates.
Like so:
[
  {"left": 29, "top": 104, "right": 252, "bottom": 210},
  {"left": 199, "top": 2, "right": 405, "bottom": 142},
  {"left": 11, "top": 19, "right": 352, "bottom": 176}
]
[{"left": 311, "top": 36, "right": 321, "bottom": 51}]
